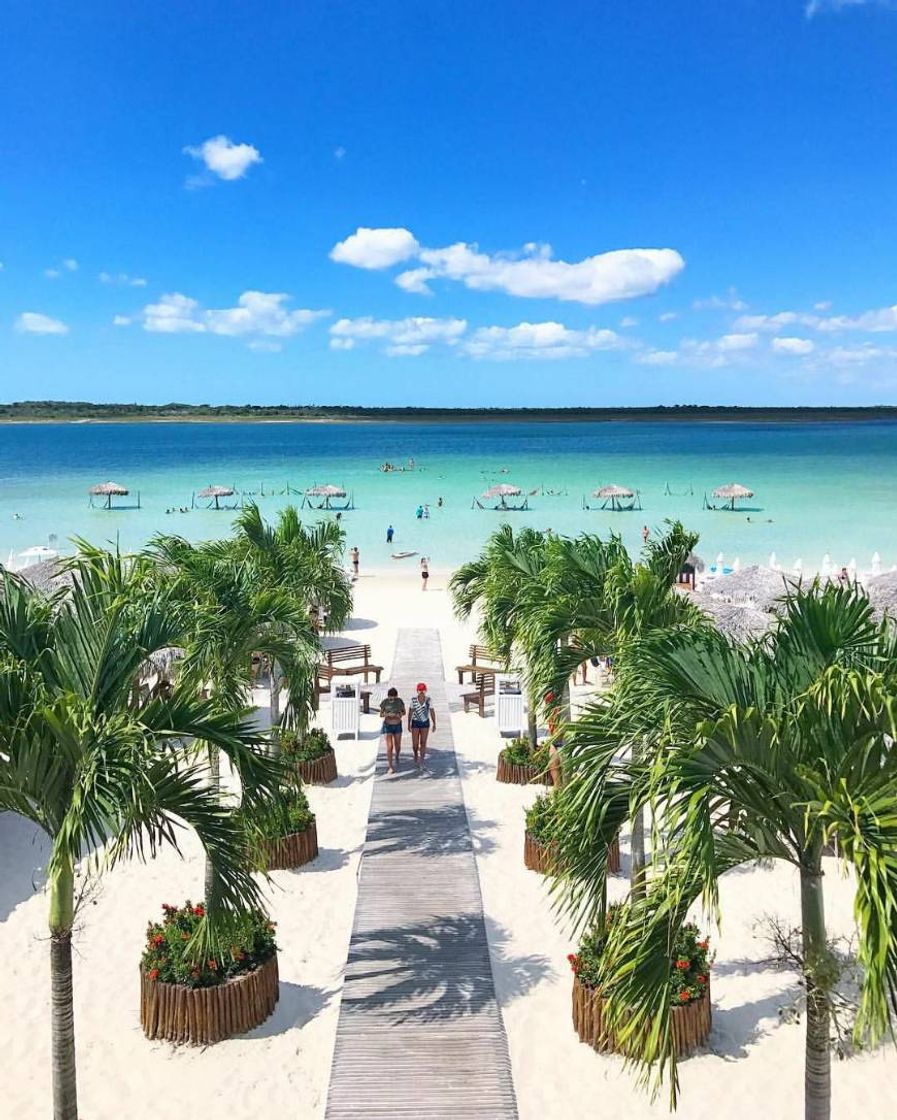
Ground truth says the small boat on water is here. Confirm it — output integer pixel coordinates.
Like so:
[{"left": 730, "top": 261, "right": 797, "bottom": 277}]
[{"left": 391, "top": 551, "right": 418, "bottom": 559}]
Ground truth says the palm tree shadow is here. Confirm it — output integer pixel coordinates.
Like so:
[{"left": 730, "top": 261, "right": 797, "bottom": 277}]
[
  {"left": 365, "top": 804, "right": 499, "bottom": 858},
  {"left": 709, "top": 984, "right": 803, "bottom": 1058},
  {"left": 245, "top": 981, "right": 336, "bottom": 1039},
  {"left": 341, "top": 913, "right": 549, "bottom": 1024},
  {"left": 343, "top": 618, "right": 378, "bottom": 631},
  {"left": 292, "top": 845, "right": 359, "bottom": 874}
]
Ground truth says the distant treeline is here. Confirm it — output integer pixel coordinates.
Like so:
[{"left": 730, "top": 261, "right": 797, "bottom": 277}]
[{"left": 3, "top": 401, "right": 897, "bottom": 423}]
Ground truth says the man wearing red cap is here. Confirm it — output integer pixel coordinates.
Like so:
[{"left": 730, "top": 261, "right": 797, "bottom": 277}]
[{"left": 408, "top": 682, "right": 436, "bottom": 765}]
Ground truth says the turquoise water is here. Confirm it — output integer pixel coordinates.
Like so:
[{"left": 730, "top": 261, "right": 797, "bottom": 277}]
[{"left": 0, "top": 420, "right": 894, "bottom": 572}]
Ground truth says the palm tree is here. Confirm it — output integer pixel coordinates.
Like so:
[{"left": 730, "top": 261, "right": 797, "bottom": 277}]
[
  {"left": 450, "top": 525, "right": 550, "bottom": 749},
  {"left": 227, "top": 504, "right": 352, "bottom": 725},
  {"left": 518, "top": 521, "right": 701, "bottom": 890},
  {"left": 554, "top": 583, "right": 897, "bottom": 1120},
  {"left": 148, "top": 535, "right": 321, "bottom": 895},
  {"left": 0, "top": 551, "right": 285, "bottom": 1120}
]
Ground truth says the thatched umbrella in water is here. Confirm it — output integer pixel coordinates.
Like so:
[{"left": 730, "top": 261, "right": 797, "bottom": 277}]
[
  {"left": 197, "top": 484, "right": 235, "bottom": 511},
  {"left": 481, "top": 483, "right": 526, "bottom": 510},
  {"left": 304, "top": 483, "right": 348, "bottom": 510},
  {"left": 711, "top": 482, "right": 754, "bottom": 511},
  {"left": 593, "top": 484, "right": 638, "bottom": 512},
  {"left": 89, "top": 480, "right": 130, "bottom": 510}
]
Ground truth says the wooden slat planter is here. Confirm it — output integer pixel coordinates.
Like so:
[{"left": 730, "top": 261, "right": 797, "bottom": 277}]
[
  {"left": 294, "top": 748, "right": 337, "bottom": 785},
  {"left": 572, "top": 976, "right": 711, "bottom": 1058},
  {"left": 524, "top": 831, "right": 620, "bottom": 875},
  {"left": 260, "top": 821, "right": 319, "bottom": 870},
  {"left": 141, "top": 952, "right": 279, "bottom": 1044},
  {"left": 497, "top": 754, "right": 552, "bottom": 786}
]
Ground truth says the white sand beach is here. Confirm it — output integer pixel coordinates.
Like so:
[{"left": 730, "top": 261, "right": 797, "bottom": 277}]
[{"left": 1, "top": 568, "right": 895, "bottom": 1118}]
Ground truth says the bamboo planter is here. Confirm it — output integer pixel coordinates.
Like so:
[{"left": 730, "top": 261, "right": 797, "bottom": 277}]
[
  {"left": 293, "top": 748, "right": 337, "bottom": 786},
  {"left": 141, "top": 953, "right": 279, "bottom": 1044},
  {"left": 497, "top": 753, "right": 552, "bottom": 786},
  {"left": 524, "top": 831, "right": 620, "bottom": 875},
  {"left": 572, "top": 976, "right": 711, "bottom": 1058},
  {"left": 260, "top": 821, "right": 319, "bottom": 870}
]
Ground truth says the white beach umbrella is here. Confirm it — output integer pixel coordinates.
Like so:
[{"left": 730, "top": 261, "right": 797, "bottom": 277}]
[
  {"left": 821, "top": 554, "right": 832, "bottom": 579},
  {"left": 769, "top": 552, "right": 779, "bottom": 571},
  {"left": 872, "top": 552, "right": 882, "bottom": 576},
  {"left": 733, "top": 557, "right": 741, "bottom": 572},
  {"left": 848, "top": 557, "right": 857, "bottom": 578},
  {"left": 793, "top": 558, "right": 803, "bottom": 576},
  {"left": 713, "top": 552, "right": 724, "bottom": 574},
  {"left": 18, "top": 545, "right": 58, "bottom": 562}
]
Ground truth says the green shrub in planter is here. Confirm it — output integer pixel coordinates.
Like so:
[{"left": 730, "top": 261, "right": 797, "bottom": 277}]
[
  {"left": 251, "top": 783, "right": 316, "bottom": 839},
  {"left": 279, "top": 727, "right": 332, "bottom": 764},
  {"left": 501, "top": 736, "right": 550, "bottom": 771},
  {"left": 525, "top": 792, "right": 560, "bottom": 843},
  {"left": 142, "top": 901, "right": 277, "bottom": 988},
  {"left": 568, "top": 907, "right": 712, "bottom": 1007}
]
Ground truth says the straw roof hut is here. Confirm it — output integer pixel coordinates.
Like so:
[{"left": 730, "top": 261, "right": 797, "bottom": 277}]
[
  {"left": 302, "top": 483, "right": 352, "bottom": 510},
  {"left": 711, "top": 482, "right": 754, "bottom": 511},
  {"left": 89, "top": 481, "right": 130, "bottom": 510},
  {"left": 197, "top": 484, "right": 236, "bottom": 510},
  {"left": 591, "top": 483, "right": 640, "bottom": 512},
  {"left": 14, "top": 559, "right": 75, "bottom": 596},
  {"left": 478, "top": 483, "right": 528, "bottom": 510},
  {"left": 306, "top": 484, "right": 347, "bottom": 498}
]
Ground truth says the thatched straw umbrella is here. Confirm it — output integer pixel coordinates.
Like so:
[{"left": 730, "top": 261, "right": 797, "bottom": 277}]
[
  {"left": 89, "top": 480, "right": 130, "bottom": 510},
  {"left": 304, "top": 483, "right": 349, "bottom": 510},
  {"left": 697, "top": 564, "right": 796, "bottom": 612},
  {"left": 697, "top": 597, "right": 775, "bottom": 641},
  {"left": 15, "top": 559, "right": 74, "bottom": 596},
  {"left": 197, "top": 484, "right": 236, "bottom": 510},
  {"left": 711, "top": 482, "right": 754, "bottom": 511},
  {"left": 593, "top": 484, "right": 638, "bottom": 512},
  {"left": 480, "top": 483, "right": 528, "bottom": 510}
]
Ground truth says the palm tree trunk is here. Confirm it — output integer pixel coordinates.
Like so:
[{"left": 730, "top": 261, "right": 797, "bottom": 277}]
[
  {"left": 800, "top": 865, "right": 831, "bottom": 1120},
  {"left": 527, "top": 687, "right": 538, "bottom": 751},
  {"left": 204, "top": 745, "right": 221, "bottom": 900},
  {"left": 49, "top": 852, "right": 78, "bottom": 1120},
  {"left": 269, "top": 663, "right": 281, "bottom": 733}
]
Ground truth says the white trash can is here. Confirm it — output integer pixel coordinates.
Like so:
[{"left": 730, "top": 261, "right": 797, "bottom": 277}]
[
  {"left": 331, "top": 677, "right": 360, "bottom": 740},
  {"left": 495, "top": 673, "right": 525, "bottom": 736}
]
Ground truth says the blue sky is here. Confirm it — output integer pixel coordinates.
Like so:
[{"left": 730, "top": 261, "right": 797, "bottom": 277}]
[{"left": 3, "top": 0, "right": 897, "bottom": 407}]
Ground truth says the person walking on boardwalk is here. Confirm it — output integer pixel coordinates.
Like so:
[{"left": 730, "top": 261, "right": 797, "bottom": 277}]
[
  {"left": 379, "top": 687, "right": 406, "bottom": 773},
  {"left": 408, "top": 682, "right": 436, "bottom": 765}
]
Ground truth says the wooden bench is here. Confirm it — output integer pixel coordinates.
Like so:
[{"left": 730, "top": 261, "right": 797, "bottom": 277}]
[
  {"left": 316, "top": 644, "right": 383, "bottom": 690},
  {"left": 462, "top": 672, "right": 496, "bottom": 717},
  {"left": 455, "top": 643, "right": 504, "bottom": 684}
]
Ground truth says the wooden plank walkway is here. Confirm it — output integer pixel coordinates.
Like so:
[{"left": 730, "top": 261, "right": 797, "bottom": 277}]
[{"left": 325, "top": 627, "right": 518, "bottom": 1120}]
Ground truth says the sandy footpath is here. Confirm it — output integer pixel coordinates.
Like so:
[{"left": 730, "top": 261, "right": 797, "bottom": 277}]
[{"left": 1, "top": 568, "right": 895, "bottom": 1118}]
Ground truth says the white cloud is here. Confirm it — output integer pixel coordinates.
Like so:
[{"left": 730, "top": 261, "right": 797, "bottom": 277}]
[
  {"left": 826, "top": 343, "right": 897, "bottom": 365},
  {"left": 112, "top": 315, "right": 132, "bottom": 327},
  {"left": 15, "top": 312, "right": 69, "bottom": 335},
  {"left": 658, "top": 311, "right": 678, "bottom": 322},
  {"left": 329, "top": 315, "right": 467, "bottom": 355},
  {"left": 464, "top": 321, "right": 624, "bottom": 361},
  {"left": 806, "top": 0, "right": 893, "bottom": 17},
  {"left": 0, "top": 262, "right": 4, "bottom": 271},
  {"left": 717, "top": 332, "right": 758, "bottom": 352},
  {"left": 772, "top": 336, "right": 815, "bottom": 356},
  {"left": 734, "top": 311, "right": 802, "bottom": 332},
  {"left": 334, "top": 146, "right": 346, "bottom": 160},
  {"left": 100, "top": 271, "right": 147, "bottom": 287},
  {"left": 330, "top": 227, "right": 421, "bottom": 270},
  {"left": 331, "top": 227, "right": 684, "bottom": 306},
  {"left": 183, "top": 135, "right": 262, "bottom": 183},
  {"left": 637, "top": 349, "right": 679, "bottom": 366},
  {"left": 63, "top": 258, "right": 78, "bottom": 271},
  {"left": 619, "top": 316, "right": 639, "bottom": 328},
  {"left": 44, "top": 258, "right": 78, "bottom": 279},
  {"left": 692, "top": 288, "right": 748, "bottom": 312},
  {"left": 679, "top": 332, "right": 759, "bottom": 368},
  {"left": 814, "top": 304, "right": 897, "bottom": 333},
  {"left": 44, "top": 269, "right": 60, "bottom": 279},
  {"left": 248, "top": 340, "right": 283, "bottom": 352},
  {"left": 138, "top": 291, "right": 328, "bottom": 339},
  {"left": 813, "top": 300, "right": 832, "bottom": 312}
]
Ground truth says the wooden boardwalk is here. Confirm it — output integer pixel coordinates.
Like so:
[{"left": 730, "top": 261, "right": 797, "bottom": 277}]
[{"left": 325, "top": 628, "right": 518, "bottom": 1120}]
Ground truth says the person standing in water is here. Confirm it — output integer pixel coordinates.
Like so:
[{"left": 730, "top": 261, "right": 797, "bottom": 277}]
[
  {"left": 386, "top": 525, "right": 395, "bottom": 544},
  {"left": 642, "top": 525, "right": 650, "bottom": 544},
  {"left": 350, "top": 546, "right": 360, "bottom": 577},
  {"left": 379, "top": 687, "right": 406, "bottom": 773},
  {"left": 408, "top": 682, "right": 436, "bottom": 765},
  {"left": 420, "top": 555, "right": 429, "bottom": 590}
]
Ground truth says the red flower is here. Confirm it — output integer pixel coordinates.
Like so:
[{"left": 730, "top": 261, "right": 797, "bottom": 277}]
[
  {"left": 679, "top": 989, "right": 691, "bottom": 1003},
  {"left": 567, "top": 953, "right": 581, "bottom": 974},
  {"left": 148, "top": 968, "right": 159, "bottom": 980},
  {"left": 151, "top": 933, "right": 165, "bottom": 947},
  {"left": 193, "top": 904, "right": 205, "bottom": 918},
  {"left": 675, "top": 959, "right": 690, "bottom": 970},
  {"left": 207, "top": 959, "right": 218, "bottom": 971},
  {"left": 697, "top": 975, "right": 707, "bottom": 985},
  {"left": 698, "top": 939, "right": 709, "bottom": 951}
]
